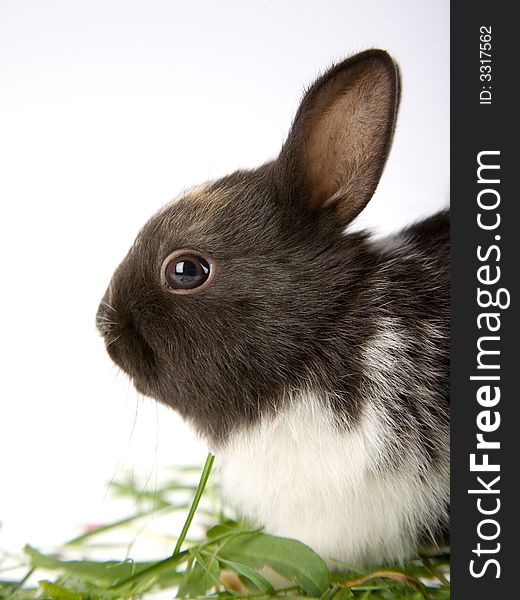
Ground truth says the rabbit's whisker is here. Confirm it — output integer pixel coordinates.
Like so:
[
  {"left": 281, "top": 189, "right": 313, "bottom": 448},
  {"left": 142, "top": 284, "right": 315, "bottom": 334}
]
[
  {"left": 106, "top": 334, "right": 121, "bottom": 347},
  {"left": 97, "top": 316, "right": 118, "bottom": 326},
  {"left": 101, "top": 299, "right": 118, "bottom": 313}
]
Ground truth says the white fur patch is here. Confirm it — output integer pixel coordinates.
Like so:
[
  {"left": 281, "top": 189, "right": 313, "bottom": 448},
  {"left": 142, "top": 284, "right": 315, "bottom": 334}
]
[{"left": 215, "top": 391, "right": 448, "bottom": 567}]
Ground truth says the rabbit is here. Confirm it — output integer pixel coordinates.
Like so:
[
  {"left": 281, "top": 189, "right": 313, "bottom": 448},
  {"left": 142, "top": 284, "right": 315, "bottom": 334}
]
[{"left": 97, "top": 49, "right": 449, "bottom": 567}]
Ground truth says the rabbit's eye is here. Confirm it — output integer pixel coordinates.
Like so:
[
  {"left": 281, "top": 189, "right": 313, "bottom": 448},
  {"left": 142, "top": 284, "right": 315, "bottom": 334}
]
[{"left": 161, "top": 250, "right": 213, "bottom": 293}]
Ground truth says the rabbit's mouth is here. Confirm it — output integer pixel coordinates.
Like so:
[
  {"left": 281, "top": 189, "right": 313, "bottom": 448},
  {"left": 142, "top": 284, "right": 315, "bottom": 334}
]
[
  {"left": 96, "top": 300, "right": 160, "bottom": 396},
  {"left": 108, "top": 325, "right": 157, "bottom": 379}
]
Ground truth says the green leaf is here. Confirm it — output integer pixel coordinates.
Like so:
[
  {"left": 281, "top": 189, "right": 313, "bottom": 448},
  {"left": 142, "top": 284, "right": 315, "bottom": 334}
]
[
  {"left": 206, "top": 524, "right": 240, "bottom": 539},
  {"left": 177, "top": 556, "right": 220, "bottom": 598},
  {"left": 218, "top": 558, "right": 275, "bottom": 593},
  {"left": 38, "top": 581, "right": 84, "bottom": 600},
  {"left": 200, "top": 556, "right": 221, "bottom": 585},
  {"left": 219, "top": 532, "right": 330, "bottom": 596},
  {"left": 25, "top": 545, "right": 155, "bottom": 587},
  {"left": 106, "top": 549, "right": 189, "bottom": 591},
  {"left": 328, "top": 587, "right": 353, "bottom": 600}
]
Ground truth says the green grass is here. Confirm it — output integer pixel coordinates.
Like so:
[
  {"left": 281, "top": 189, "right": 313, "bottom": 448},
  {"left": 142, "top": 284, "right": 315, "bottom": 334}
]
[{"left": 0, "top": 454, "right": 450, "bottom": 599}]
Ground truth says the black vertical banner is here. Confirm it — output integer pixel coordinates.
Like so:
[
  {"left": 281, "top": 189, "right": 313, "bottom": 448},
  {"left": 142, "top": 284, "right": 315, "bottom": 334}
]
[{"left": 452, "top": 1, "right": 519, "bottom": 597}]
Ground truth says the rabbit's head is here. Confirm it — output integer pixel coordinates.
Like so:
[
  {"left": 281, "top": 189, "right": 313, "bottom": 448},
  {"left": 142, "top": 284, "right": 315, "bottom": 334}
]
[{"left": 97, "top": 50, "right": 400, "bottom": 442}]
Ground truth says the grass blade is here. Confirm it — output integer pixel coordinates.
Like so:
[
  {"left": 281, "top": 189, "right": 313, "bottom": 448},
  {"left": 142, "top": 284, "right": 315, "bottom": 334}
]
[{"left": 173, "top": 453, "right": 215, "bottom": 556}]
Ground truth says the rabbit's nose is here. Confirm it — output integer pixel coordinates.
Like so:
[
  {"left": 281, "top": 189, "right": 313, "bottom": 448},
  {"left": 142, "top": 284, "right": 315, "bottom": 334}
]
[{"left": 96, "top": 298, "right": 118, "bottom": 337}]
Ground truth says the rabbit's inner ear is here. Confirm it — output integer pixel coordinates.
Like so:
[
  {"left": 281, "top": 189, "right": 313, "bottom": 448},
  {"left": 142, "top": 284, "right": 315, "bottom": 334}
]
[{"left": 279, "top": 50, "right": 400, "bottom": 226}]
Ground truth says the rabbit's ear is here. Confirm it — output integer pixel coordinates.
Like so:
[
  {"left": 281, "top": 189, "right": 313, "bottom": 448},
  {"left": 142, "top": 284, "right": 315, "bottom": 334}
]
[{"left": 277, "top": 50, "right": 400, "bottom": 226}]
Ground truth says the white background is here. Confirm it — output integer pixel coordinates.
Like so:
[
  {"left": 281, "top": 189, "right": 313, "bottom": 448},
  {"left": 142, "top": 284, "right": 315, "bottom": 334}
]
[{"left": 0, "top": 0, "right": 449, "bottom": 558}]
